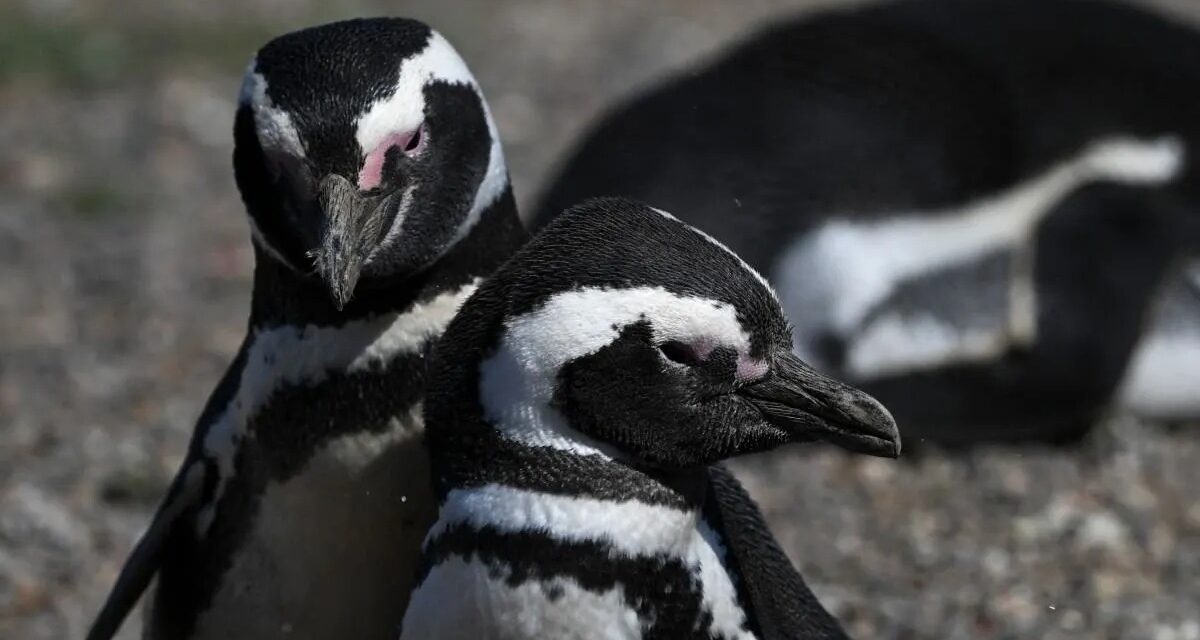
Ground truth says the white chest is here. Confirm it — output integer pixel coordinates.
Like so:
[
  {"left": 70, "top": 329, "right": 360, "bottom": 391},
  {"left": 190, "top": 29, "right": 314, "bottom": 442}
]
[
  {"left": 402, "top": 485, "right": 756, "bottom": 640},
  {"left": 404, "top": 556, "right": 644, "bottom": 640},
  {"left": 198, "top": 282, "right": 478, "bottom": 536},
  {"left": 189, "top": 411, "right": 434, "bottom": 640}
]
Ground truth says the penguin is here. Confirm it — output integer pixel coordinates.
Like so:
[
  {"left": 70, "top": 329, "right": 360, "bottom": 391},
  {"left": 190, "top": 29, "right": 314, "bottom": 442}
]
[
  {"left": 87, "top": 18, "right": 525, "bottom": 640},
  {"left": 403, "top": 198, "right": 901, "bottom": 639},
  {"left": 533, "top": 0, "right": 1200, "bottom": 445}
]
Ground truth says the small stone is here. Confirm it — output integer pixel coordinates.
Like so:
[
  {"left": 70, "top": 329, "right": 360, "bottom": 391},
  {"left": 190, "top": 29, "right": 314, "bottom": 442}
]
[
  {"left": 10, "top": 575, "right": 51, "bottom": 616},
  {"left": 982, "top": 548, "right": 1010, "bottom": 578},
  {"left": 1076, "top": 511, "right": 1129, "bottom": 551},
  {"left": 0, "top": 484, "right": 88, "bottom": 552}
]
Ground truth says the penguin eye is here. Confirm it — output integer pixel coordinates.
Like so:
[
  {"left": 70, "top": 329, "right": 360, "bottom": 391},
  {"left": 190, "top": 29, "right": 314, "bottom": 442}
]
[
  {"left": 404, "top": 124, "right": 424, "bottom": 154},
  {"left": 659, "top": 341, "right": 703, "bottom": 367}
]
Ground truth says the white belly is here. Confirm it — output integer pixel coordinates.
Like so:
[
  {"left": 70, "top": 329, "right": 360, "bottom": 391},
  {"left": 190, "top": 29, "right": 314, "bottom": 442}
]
[
  {"left": 402, "top": 486, "right": 755, "bottom": 640},
  {"left": 403, "top": 556, "right": 643, "bottom": 640},
  {"left": 1117, "top": 264, "right": 1200, "bottom": 419},
  {"left": 1118, "top": 331, "right": 1200, "bottom": 418},
  {"left": 187, "top": 411, "right": 433, "bottom": 640}
]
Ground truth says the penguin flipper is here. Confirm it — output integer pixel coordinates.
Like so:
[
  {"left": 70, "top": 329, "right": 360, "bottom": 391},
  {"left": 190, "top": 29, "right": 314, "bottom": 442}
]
[
  {"left": 86, "top": 461, "right": 206, "bottom": 640},
  {"left": 704, "top": 464, "right": 849, "bottom": 640},
  {"left": 861, "top": 182, "right": 1196, "bottom": 445}
]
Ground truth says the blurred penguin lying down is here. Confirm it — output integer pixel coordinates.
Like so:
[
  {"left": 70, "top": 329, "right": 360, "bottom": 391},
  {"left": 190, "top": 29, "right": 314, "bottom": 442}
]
[{"left": 535, "top": 0, "right": 1200, "bottom": 446}]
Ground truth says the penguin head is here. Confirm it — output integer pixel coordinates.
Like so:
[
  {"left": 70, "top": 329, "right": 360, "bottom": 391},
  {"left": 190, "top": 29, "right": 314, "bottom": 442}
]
[
  {"left": 234, "top": 18, "right": 506, "bottom": 308},
  {"left": 432, "top": 198, "right": 900, "bottom": 472}
]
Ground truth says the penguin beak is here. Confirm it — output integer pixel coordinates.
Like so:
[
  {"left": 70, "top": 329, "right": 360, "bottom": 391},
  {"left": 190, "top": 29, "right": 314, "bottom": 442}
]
[
  {"left": 315, "top": 174, "right": 394, "bottom": 309},
  {"left": 740, "top": 351, "right": 901, "bottom": 458}
]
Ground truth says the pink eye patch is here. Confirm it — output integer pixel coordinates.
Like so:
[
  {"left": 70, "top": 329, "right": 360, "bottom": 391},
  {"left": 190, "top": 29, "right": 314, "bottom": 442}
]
[
  {"left": 357, "top": 126, "right": 424, "bottom": 191},
  {"left": 659, "top": 339, "right": 768, "bottom": 382},
  {"left": 735, "top": 354, "right": 769, "bottom": 383}
]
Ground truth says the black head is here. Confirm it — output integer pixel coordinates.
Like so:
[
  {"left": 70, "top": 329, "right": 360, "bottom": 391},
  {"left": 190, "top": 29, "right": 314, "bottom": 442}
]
[
  {"left": 429, "top": 198, "right": 900, "bottom": 473},
  {"left": 234, "top": 18, "right": 507, "bottom": 307}
]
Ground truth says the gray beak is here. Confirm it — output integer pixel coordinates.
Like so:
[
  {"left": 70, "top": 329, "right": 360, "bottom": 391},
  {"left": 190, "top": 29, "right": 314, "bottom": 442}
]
[
  {"left": 740, "top": 351, "right": 901, "bottom": 458},
  {"left": 315, "top": 174, "right": 395, "bottom": 309}
]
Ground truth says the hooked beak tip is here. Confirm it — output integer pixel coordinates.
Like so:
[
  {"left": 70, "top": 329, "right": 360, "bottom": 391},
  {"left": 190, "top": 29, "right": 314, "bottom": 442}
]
[
  {"left": 742, "top": 351, "right": 902, "bottom": 459},
  {"left": 845, "top": 394, "right": 902, "bottom": 458},
  {"left": 314, "top": 246, "right": 362, "bottom": 311},
  {"left": 329, "top": 284, "right": 352, "bottom": 311},
  {"left": 812, "top": 406, "right": 901, "bottom": 459},
  {"left": 323, "top": 265, "right": 359, "bottom": 311}
]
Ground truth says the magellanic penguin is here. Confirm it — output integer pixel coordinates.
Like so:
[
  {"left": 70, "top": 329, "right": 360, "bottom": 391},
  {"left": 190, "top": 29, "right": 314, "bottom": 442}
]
[
  {"left": 403, "top": 198, "right": 901, "bottom": 639},
  {"left": 87, "top": 18, "right": 524, "bottom": 640},
  {"left": 534, "top": 0, "right": 1200, "bottom": 445}
]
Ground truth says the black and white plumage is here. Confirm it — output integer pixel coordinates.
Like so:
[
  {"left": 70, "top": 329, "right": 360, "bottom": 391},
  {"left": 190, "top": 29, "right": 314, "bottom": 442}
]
[
  {"left": 534, "top": 0, "right": 1200, "bottom": 444},
  {"left": 404, "top": 198, "right": 900, "bottom": 639},
  {"left": 88, "top": 19, "right": 525, "bottom": 640}
]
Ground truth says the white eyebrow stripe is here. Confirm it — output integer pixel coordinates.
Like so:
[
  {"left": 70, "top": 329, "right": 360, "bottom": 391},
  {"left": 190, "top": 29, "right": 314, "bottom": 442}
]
[
  {"left": 238, "top": 60, "right": 306, "bottom": 159},
  {"left": 479, "top": 286, "right": 750, "bottom": 457},
  {"left": 352, "top": 29, "right": 508, "bottom": 255},
  {"left": 353, "top": 30, "right": 478, "bottom": 158}
]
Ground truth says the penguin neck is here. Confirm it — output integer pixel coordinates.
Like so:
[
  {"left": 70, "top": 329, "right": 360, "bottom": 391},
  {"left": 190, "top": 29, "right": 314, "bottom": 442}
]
[
  {"left": 434, "top": 434, "right": 712, "bottom": 556},
  {"left": 247, "top": 188, "right": 526, "bottom": 329},
  {"left": 434, "top": 415, "right": 711, "bottom": 517}
]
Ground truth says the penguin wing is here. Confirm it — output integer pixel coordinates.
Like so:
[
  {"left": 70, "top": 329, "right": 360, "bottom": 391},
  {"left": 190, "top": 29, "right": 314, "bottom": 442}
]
[
  {"left": 86, "top": 459, "right": 207, "bottom": 640},
  {"left": 88, "top": 343, "right": 248, "bottom": 640},
  {"left": 704, "top": 464, "right": 849, "bottom": 640},
  {"left": 846, "top": 248, "right": 1022, "bottom": 378}
]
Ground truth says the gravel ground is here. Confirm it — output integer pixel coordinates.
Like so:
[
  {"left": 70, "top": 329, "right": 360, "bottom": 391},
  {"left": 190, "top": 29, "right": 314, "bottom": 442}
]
[{"left": 1, "top": 1, "right": 1198, "bottom": 638}]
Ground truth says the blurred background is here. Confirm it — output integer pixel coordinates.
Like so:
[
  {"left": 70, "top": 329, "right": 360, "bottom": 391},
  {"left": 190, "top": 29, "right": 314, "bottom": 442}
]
[{"left": 1, "top": 0, "right": 1198, "bottom": 638}]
